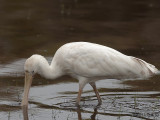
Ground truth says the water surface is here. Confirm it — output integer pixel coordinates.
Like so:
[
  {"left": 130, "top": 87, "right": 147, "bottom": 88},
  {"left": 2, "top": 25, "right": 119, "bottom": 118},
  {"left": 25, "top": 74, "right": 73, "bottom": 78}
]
[{"left": 0, "top": 0, "right": 160, "bottom": 120}]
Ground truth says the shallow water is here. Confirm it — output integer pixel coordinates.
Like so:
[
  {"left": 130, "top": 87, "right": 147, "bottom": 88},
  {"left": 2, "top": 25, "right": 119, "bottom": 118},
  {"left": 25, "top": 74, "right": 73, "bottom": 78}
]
[{"left": 0, "top": 0, "right": 160, "bottom": 120}]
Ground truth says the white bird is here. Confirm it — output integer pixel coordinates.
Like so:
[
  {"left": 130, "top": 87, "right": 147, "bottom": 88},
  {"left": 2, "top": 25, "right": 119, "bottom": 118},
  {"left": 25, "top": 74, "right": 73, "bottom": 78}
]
[{"left": 21, "top": 42, "right": 158, "bottom": 107}]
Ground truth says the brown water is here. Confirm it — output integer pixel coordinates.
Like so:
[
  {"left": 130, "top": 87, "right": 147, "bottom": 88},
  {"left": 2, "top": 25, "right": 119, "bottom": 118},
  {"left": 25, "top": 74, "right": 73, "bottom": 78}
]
[{"left": 0, "top": 0, "right": 160, "bottom": 120}]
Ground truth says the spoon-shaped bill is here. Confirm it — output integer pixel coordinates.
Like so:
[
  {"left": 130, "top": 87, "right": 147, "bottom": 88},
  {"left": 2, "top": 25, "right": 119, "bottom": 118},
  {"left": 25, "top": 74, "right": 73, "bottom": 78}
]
[{"left": 21, "top": 72, "right": 33, "bottom": 107}]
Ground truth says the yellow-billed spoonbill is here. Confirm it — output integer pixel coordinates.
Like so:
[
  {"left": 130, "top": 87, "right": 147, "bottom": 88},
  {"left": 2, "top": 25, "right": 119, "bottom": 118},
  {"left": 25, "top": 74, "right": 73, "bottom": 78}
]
[{"left": 22, "top": 42, "right": 158, "bottom": 107}]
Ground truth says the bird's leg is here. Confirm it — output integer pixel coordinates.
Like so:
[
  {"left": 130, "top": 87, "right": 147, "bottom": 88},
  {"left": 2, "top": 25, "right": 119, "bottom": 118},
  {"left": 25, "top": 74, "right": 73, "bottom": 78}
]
[
  {"left": 76, "top": 78, "right": 89, "bottom": 106},
  {"left": 76, "top": 84, "right": 84, "bottom": 106},
  {"left": 89, "top": 82, "right": 102, "bottom": 104}
]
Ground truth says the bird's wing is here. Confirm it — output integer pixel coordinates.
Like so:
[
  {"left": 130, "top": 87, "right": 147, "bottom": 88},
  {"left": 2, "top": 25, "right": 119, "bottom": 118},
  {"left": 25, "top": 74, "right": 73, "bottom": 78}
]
[
  {"left": 63, "top": 43, "right": 141, "bottom": 79},
  {"left": 72, "top": 53, "right": 136, "bottom": 78},
  {"left": 55, "top": 42, "right": 157, "bottom": 80}
]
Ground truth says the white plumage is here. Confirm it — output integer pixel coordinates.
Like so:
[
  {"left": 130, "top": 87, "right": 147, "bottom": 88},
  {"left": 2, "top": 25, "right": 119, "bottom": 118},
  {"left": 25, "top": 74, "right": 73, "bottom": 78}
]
[{"left": 22, "top": 42, "right": 158, "bottom": 107}]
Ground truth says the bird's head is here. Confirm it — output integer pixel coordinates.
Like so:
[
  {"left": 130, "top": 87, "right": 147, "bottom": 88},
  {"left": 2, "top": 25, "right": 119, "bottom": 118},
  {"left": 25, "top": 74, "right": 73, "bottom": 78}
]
[
  {"left": 21, "top": 54, "right": 41, "bottom": 107},
  {"left": 24, "top": 54, "right": 41, "bottom": 75}
]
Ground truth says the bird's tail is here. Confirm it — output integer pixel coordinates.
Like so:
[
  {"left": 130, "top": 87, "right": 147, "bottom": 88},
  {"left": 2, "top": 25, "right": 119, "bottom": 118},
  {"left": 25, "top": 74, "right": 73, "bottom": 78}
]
[
  {"left": 145, "top": 63, "right": 159, "bottom": 75},
  {"left": 132, "top": 57, "right": 158, "bottom": 76}
]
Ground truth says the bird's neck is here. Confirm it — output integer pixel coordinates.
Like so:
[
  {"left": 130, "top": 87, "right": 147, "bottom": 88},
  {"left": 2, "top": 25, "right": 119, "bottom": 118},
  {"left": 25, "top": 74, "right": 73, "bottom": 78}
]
[{"left": 37, "top": 59, "right": 62, "bottom": 80}]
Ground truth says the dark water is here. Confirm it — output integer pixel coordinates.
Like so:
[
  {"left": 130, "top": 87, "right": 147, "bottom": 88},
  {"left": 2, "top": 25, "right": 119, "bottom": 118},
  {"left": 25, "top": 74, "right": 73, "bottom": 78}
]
[{"left": 0, "top": 0, "right": 160, "bottom": 120}]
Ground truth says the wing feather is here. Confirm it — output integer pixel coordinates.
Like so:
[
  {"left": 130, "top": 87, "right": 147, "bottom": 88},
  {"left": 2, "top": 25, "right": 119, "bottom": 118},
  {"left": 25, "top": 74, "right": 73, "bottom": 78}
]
[{"left": 55, "top": 42, "right": 158, "bottom": 80}]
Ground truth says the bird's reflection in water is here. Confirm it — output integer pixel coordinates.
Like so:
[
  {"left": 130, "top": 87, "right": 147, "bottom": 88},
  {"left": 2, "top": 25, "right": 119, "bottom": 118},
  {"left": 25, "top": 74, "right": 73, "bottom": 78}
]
[
  {"left": 76, "top": 106, "right": 98, "bottom": 120},
  {"left": 22, "top": 104, "right": 99, "bottom": 120},
  {"left": 22, "top": 106, "right": 29, "bottom": 120}
]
